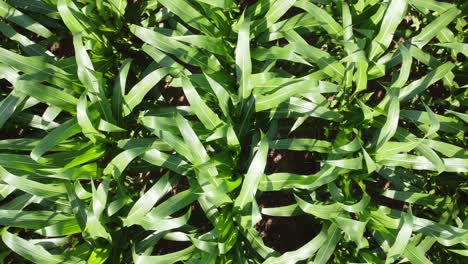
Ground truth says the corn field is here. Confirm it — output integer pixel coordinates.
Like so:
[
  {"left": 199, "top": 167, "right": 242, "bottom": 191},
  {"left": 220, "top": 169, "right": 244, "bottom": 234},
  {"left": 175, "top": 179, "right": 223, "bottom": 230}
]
[{"left": 0, "top": 0, "right": 467, "bottom": 263}]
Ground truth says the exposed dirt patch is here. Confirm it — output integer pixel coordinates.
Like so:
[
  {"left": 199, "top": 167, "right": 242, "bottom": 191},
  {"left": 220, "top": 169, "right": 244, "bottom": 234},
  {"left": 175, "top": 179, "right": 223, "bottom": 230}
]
[
  {"left": 427, "top": 81, "right": 450, "bottom": 100},
  {"left": 132, "top": 167, "right": 168, "bottom": 189},
  {"left": 266, "top": 149, "right": 319, "bottom": 175},
  {"left": 188, "top": 201, "right": 214, "bottom": 233},
  {"left": 258, "top": 191, "right": 296, "bottom": 208},
  {"left": 240, "top": 0, "right": 258, "bottom": 11},
  {"left": 365, "top": 79, "right": 387, "bottom": 106},
  {"left": 366, "top": 173, "right": 405, "bottom": 211},
  {"left": 256, "top": 215, "right": 319, "bottom": 253},
  {"left": 152, "top": 239, "right": 192, "bottom": 255},
  {"left": 161, "top": 84, "right": 189, "bottom": 106},
  {"left": 50, "top": 34, "right": 74, "bottom": 58},
  {"left": 256, "top": 191, "right": 319, "bottom": 253},
  {"left": 4, "top": 254, "right": 27, "bottom": 264}
]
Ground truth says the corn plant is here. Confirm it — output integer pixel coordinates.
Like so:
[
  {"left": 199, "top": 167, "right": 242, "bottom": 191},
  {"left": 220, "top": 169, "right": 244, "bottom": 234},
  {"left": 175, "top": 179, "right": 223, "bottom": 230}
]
[{"left": 0, "top": 0, "right": 467, "bottom": 263}]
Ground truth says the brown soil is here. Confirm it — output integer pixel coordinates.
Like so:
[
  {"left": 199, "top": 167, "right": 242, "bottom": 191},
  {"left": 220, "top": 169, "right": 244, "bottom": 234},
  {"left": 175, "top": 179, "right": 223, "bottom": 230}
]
[
  {"left": 50, "top": 34, "right": 74, "bottom": 58},
  {"left": 256, "top": 191, "right": 319, "bottom": 252},
  {"left": 267, "top": 149, "right": 320, "bottom": 174},
  {"left": 161, "top": 84, "right": 189, "bottom": 106},
  {"left": 4, "top": 255, "right": 27, "bottom": 264},
  {"left": 152, "top": 239, "right": 192, "bottom": 255},
  {"left": 239, "top": 0, "right": 258, "bottom": 10}
]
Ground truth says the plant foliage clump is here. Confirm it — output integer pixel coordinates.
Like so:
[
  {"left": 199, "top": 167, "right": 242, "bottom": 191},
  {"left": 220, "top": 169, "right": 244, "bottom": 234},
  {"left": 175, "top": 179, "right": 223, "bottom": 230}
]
[{"left": 0, "top": 0, "right": 467, "bottom": 263}]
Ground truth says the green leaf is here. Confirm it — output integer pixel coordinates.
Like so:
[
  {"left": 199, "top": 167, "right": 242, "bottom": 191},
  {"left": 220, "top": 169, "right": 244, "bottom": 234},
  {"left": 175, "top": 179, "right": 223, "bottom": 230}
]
[
  {"left": 172, "top": 35, "right": 231, "bottom": 57},
  {"left": 386, "top": 211, "right": 413, "bottom": 263},
  {"left": 286, "top": 31, "right": 345, "bottom": 81},
  {"left": 0, "top": 0, "right": 52, "bottom": 38},
  {"left": 87, "top": 245, "right": 111, "bottom": 264},
  {"left": 142, "top": 149, "right": 191, "bottom": 175},
  {"left": 335, "top": 217, "right": 368, "bottom": 249},
  {"left": 409, "top": 0, "right": 454, "bottom": 13},
  {"left": 0, "top": 210, "right": 74, "bottom": 229},
  {"left": 87, "top": 181, "right": 111, "bottom": 241},
  {"left": 236, "top": 14, "right": 252, "bottom": 105},
  {"left": 0, "top": 47, "right": 74, "bottom": 88},
  {"left": 204, "top": 73, "right": 231, "bottom": 118},
  {"left": 130, "top": 25, "right": 220, "bottom": 73},
  {"left": 375, "top": 88, "right": 400, "bottom": 150},
  {"left": 313, "top": 224, "right": 342, "bottom": 264},
  {"left": 2, "top": 230, "right": 64, "bottom": 264},
  {"left": 260, "top": 165, "right": 346, "bottom": 191},
  {"left": 324, "top": 157, "right": 363, "bottom": 170},
  {"left": 0, "top": 166, "right": 66, "bottom": 199},
  {"left": 446, "top": 110, "right": 468, "bottom": 124},
  {"left": 0, "top": 90, "right": 25, "bottom": 128},
  {"left": 269, "top": 138, "right": 331, "bottom": 153},
  {"left": 73, "top": 33, "right": 114, "bottom": 123},
  {"left": 57, "top": 0, "right": 104, "bottom": 43},
  {"left": 368, "top": 0, "right": 408, "bottom": 60},
  {"left": 256, "top": 80, "right": 326, "bottom": 112},
  {"left": 251, "top": 0, "right": 296, "bottom": 36},
  {"left": 0, "top": 20, "right": 53, "bottom": 57},
  {"left": 294, "top": 0, "right": 343, "bottom": 36},
  {"left": 234, "top": 137, "right": 269, "bottom": 211},
  {"left": 295, "top": 196, "right": 343, "bottom": 219},
  {"left": 123, "top": 67, "right": 170, "bottom": 116},
  {"left": 379, "top": 154, "right": 466, "bottom": 172},
  {"left": 31, "top": 118, "right": 81, "bottom": 162},
  {"left": 181, "top": 76, "right": 223, "bottom": 130},
  {"left": 412, "top": 7, "right": 461, "bottom": 48},
  {"left": 124, "top": 173, "right": 172, "bottom": 226},
  {"left": 77, "top": 94, "right": 104, "bottom": 143},
  {"left": 113, "top": 59, "right": 132, "bottom": 125},
  {"left": 435, "top": 43, "right": 468, "bottom": 57},
  {"left": 422, "top": 102, "right": 440, "bottom": 137},
  {"left": 104, "top": 147, "right": 147, "bottom": 179},
  {"left": 133, "top": 245, "right": 195, "bottom": 264},
  {"left": 15, "top": 80, "right": 78, "bottom": 113},
  {"left": 157, "top": 0, "right": 216, "bottom": 35}
]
